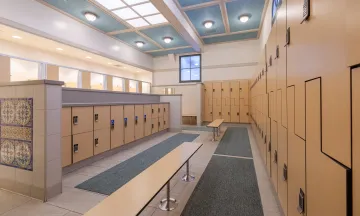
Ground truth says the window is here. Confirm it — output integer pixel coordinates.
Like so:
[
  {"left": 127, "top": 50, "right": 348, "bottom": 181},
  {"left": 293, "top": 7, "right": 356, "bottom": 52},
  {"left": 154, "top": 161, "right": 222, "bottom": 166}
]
[
  {"left": 272, "top": 0, "right": 282, "bottom": 22},
  {"left": 179, "top": 54, "right": 201, "bottom": 83},
  {"left": 142, "top": 82, "right": 151, "bottom": 94},
  {"left": 113, "top": 77, "right": 124, "bottom": 92},
  {"left": 59, "top": 67, "right": 79, "bottom": 88},
  {"left": 10, "top": 58, "right": 40, "bottom": 82},
  {"left": 129, "top": 80, "right": 138, "bottom": 92},
  {"left": 91, "top": 73, "right": 105, "bottom": 90}
]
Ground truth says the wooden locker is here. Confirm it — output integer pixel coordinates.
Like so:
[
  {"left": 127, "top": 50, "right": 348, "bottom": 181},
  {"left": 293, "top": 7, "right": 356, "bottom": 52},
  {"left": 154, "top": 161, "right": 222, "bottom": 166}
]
[
  {"left": 204, "top": 82, "right": 213, "bottom": 122},
  {"left": 94, "top": 106, "right": 110, "bottom": 130},
  {"left": 61, "top": 136, "right": 72, "bottom": 167},
  {"left": 159, "top": 104, "right": 164, "bottom": 118},
  {"left": 110, "top": 106, "right": 124, "bottom": 149},
  {"left": 62, "top": 107, "right": 72, "bottom": 137},
  {"left": 151, "top": 118, "right": 158, "bottom": 134},
  {"left": 221, "top": 81, "right": 231, "bottom": 122},
  {"left": 266, "top": 117, "right": 271, "bottom": 175},
  {"left": 164, "top": 104, "right": 169, "bottom": 129},
  {"left": 151, "top": 104, "right": 158, "bottom": 118},
  {"left": 135, "top": 105, "right": 144, "bottom": 140},
  {"left": 158, "top": 117, "right": 164, "bottom": 131},
  {"left": 212, "top": 98, "right": 222, "bottom": 120},
  {"left": 94, "top": 128, "right": 110, "bottom": 155},
  {"left": 239, "top": 99, "right": 249, "bottom": 123},
  {"left": 270, "top": 120, "right": 278, "bottom": 192},
  {"left": 240, "top": 80, "right": 249, "bottom": 103},
  {"left": 72, "top": 107, "right": 93, "bottom": 135},
  {"left": 72, "top": 131, "right": 93, "bottom": 163},
  {"left": 230, "top": 105, "right": 240, "bottom": 122},
  {"left": 277, "top": 126, "right": 288, "bottom": 215},
  {"left": 231, "top": 81, "right": 241, "bottom": 122},
  {"left": 353, "top": 68, "right": 360, "bottom": 216},
  {"left": 124, "top": 105, "right": 135, "bottom": 144},
  {"left": 144, "top": 105, "right": 152, "bottom": 136}
]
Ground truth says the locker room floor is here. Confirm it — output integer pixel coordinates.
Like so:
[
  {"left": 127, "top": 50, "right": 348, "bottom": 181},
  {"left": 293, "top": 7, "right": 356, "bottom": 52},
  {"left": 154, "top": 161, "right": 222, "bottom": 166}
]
[{"left": 0, "top": 125, "right": 283, "bottom": 216}]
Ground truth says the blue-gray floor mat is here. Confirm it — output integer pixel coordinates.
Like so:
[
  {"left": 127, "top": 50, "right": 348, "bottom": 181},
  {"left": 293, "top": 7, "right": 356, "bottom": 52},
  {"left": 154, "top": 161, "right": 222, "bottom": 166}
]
[
  {"left": 76, "top": 133, "right": 199, "bottom": 195},
  {"left": 214, "top": 127, "right": 252, "bottom": 157},
  {"left": 182, "top": 126, "right": 213, "bottom": 132}
]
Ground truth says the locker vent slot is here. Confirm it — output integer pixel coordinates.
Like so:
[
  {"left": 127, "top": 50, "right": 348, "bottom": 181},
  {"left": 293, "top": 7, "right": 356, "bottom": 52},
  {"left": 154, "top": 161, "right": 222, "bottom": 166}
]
[
  {"left": 297, "top": 189, "right": 305, "bottom": 214},
  {"left": 73, "top": 116, "right": 78, "bottom": 125},
  {"left": 73, "top": 144, "right": 79, "bottom": 153},
  {"left": 95, "top": 138, "right": 99, "bottom": 147},
  {"left": 283, "top": 164, "right": 288, "bottom": 181},
  {"left": 301, "top": 0, "right": 310, "bottom": 24}
]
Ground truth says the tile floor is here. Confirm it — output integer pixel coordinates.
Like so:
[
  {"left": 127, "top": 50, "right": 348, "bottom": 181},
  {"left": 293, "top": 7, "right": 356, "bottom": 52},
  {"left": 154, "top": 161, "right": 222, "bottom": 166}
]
[{"left": 0, "top": 125, "right": 283, "bottom": 216}]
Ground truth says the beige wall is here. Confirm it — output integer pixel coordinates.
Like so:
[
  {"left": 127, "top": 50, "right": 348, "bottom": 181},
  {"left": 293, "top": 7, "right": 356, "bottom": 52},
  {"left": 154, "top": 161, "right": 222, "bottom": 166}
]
[
  {"left": 82, "top": 72, "right": 91, "bottom": 89},
  {"left": 47, "top": 65, "right": 59, "bottom": 81}
]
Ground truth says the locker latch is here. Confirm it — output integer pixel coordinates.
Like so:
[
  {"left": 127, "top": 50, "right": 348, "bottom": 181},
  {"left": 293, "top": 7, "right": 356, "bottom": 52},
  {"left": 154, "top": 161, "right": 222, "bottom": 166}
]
[
  {"left": 73, "top": 144, "right": 79, "bottom": 153},
  {"left": 213, "top": 89, "right": 215, "bottom": 92},
  {"left": 262, "top": 131, "right": 263, "bottom": 138},
  {"left": 228, "top": 112, "right": 230, "bottom": 115},
  {"left": 152, "top": 124, "right": 154, "bottom": 128},
  {"left": 95, "top": 138, "right": 99, "bottom": 147},
  {"left": 221, "top": 88, "right": 223, "bottom": 91},
  {"left": 73, "top": 116, "right": 78, "bottom": 125},
  {"left": 158, "top": 108, "right": 160, "bottom": 113},
  {"left": 219, "top": 112, "right": 221, "bottom": 115},
  {"left": 158, "top": 121, "right": 160, "bottom": 126},
  {"left": 124, "top": 118, "right": 127, "bottom": 127},
  {"left": 283, "top": 164, "right": 288, "bottom": 181},
  {"left": 144, "top": 114, "right": 147, "bottom": 122},
  {"left": 237, "top": 112, "right": 239, "bottom": 116},
  {"left": 111, "top": 119, "right": 115, "bottom": 129},
  {"left": 152, "top": 109, "right": 154, "bottom": 113},
  {"left": 240, "top": 88, "right": 242, "bottom": 92},
  {"left": 274, "top": 150, "right": 278, "bottom": 163},
  {"left": 247, "top": 112, "right": 249, "bottom": 116},
  {"left": 164, "top": 108, "right": 165, "bottom": 112},
  {"left": 297, "top": 189, "right": 305, "bottom": 214},
  {"left": 285, "top": 27, "right": 291, "bottom": 46},
  {"left": 210, "top": 112, "right": 212, "bottom": 114},
  {"left": 230, "top": 88, "right": 232, "bottom": 92},
  {"left": 268, "top": 141, "right": 271, "bottom": 152},
  {"left": 94, "top": 114, "right": 99, "bottom": 122},
  {"left": 164, "top": 120, "right": 166, "bottom": 125},
  {"left": 135, "top": 116, "right": 138, "bottom": 124},
  {"left": 276, "top": 45, "right": 279, "bottom": 59}
]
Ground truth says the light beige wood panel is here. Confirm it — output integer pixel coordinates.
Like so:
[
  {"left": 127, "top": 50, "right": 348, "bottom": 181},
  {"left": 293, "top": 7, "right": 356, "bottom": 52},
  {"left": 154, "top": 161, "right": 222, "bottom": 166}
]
[
  {"left": 83, "top": 142, "right": 202, "bottom": 216},
  {"left": 287, "top": 0, "right": 350, "bottom": 166},
  {"left": 230, "top": 81, "right": 240, "bottom": 100},
  {"left": 124, "top": 105, "right": 135, "bottom": 144},
  {"left": 212, "top": 82, "right": 222, "bottom": 99},
  {"left": 306, "top": 78, "right": 348, "bottom": 216},
  {"left": 73, "top": 131, "right": 94, "bottom": 163},
  {"left": 353, "top": 67, "right": 360, "bottom": 215},
  {"left": 266, "top": 21, "right": 277, "bottom": 93},
  {"left": 135, "top": 105, "right": 144, "bottom": 140},
  {"left": 94, "top": 128, "right": 110, "bottom": 155},
  {"left": 94, "top": 106, "right": 110, "bottom": 130},
  {"left": 72, "top": 107, "right": 94, "bottom": 135},
  {"left": 47, "top": 65, "right": 59, "bottom": 81},
  {"left": 144, "top": 105, "right": 152, "bottom": 136},
  {"left": 0, "top": 55, "right": 10, "bottom": 82},
  {"left": 106, "top": 76, "right": 113, "bottom": 91},
  {"left": 270, "top": 120, "right": 278, "bottom": 192},
  {"left": 212, "top": 98, "right": 222, "bottom": 120},
  {"left": 110, "top": 106, "right": 124, "bottom": 149},
  {"left": 158, "top": 117, "right": 164, "bottom": 131},
  {"left": 346, "top": 0, "right": 360, "bottom": 66},
  {"left": 159, "top": 104, "right": 164, "bottom": 118},
  {"left": 124, "top": 79, "right": 129, "bottom": 92},
  {"left": 277, "top": 126, "right": 287, "bottom": 215},
  {"left": 151, "top": 118, "right": 158, "bottom": 134},
  {"left": 221, "top": 81, "right": 230, "bottom": 98},
  {"left": 62, "top": 136, "right": 72, "bottom": 167},
  {"left": 266, "top": 117, "right": 271, "bottom": 175},
  {"left": 221, "top": 98, "right": 231, "bottom": 122},
  {"left": 239, "top": 99, "right": 248, "bottom": 123},
  {"left": 151, "top": 104, "right": 158, "bottom": 118},
  {"left": 287, "top": 86, "right": 306, "bottom": 216},
  {"left": 240, "top": 80, "right": 249, "bottom": 103},
  {"left": 62, "top": 107, "right": 72, "bottom": 137},
  {"left": 82, "top": 71, "right": 91, "bottom": 89},
  {"left": 230, "top": 105, "right": 240, "bottom": 123}
]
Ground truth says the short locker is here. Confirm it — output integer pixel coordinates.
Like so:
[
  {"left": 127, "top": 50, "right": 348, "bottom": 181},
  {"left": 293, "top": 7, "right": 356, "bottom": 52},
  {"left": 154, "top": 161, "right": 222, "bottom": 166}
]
[
  {"left": 62, "top": 107, "right": 72, "bottom": 137},
  {"left": 164, "top": 104, "right": 169, "bottom": 129},
  {"left": 110, "top": 105, "right": 124, "bottom": 149},
  {"left": 124, "top": 105, "right": 135, "bottom": 144},
  {"left": 135, "top": 105, "right": 144, "bottom": 140},
  {"left": 94, "top": 106, "right": 110, "bottom": 130},
  {"left": 62, "top": 136, "right": 72, "bottom": 167},
  {"left": 163, "top": 103, "right": 169, "bottom": 116},
  {"left": 159, "top": 104, "right": 164, "bottom": 118},
  {"left": 72, "top": 131, "right": 94, "bottom": 163},
  {"left": 151, "top": 104, "right": 158, "bottom": 118},
  {"left": 240, "top": 99, "right": 249, "bottom": 123},
  {"left": 144, "top": 105, "right": 152, "bottom": 136},
  {"left": 94, "top": 128, "right": 110, "bottom": 155},
  {"left": 221, "top": 81, "right": 231, "bottom": 122},
  {"left": 152, "top": 118, "right": 159, "bottom": 134},
  {"left": 230, "top": 104, "right": 240, "bottom": 123},
  {"left": 212, "top": 98, "right": 222, "bottom": 120},
  {"left": 72, "top": 107, "right": 93, "bottom": 135},
  {"left": 240, "top": 80, "right": 249, "bottom": 103},
  {"left": 158, "top": 117, "right": 164, "bottom": 131}
]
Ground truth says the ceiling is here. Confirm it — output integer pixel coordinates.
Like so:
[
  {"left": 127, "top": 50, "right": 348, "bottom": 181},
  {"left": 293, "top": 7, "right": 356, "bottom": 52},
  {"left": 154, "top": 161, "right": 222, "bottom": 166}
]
[{"left": 38, "top": 0, "right": 266, "bottom": 56}]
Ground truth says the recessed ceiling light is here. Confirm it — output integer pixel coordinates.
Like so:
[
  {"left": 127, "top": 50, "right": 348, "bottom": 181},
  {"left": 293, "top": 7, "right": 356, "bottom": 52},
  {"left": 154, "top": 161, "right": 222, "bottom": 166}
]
[
  {"left": 94, "top": 0, "right": 125, "bottom": 10},
  {"left": 135, "top": 41, "right": 145, "bottom": 48},
  {"left": 108, "top": 62, "right": 112, "bottom": 65},
  {"left": 203, "top": 20, "right": 214, "bottom": 29},
  {"left": 163, "top": 37, "right": 173, "bottom": 44},
  {"left": 239, "top": 15, "right": 250, "bottom": 23},
  {"left": 86, "top": 56, "right": 92, "bottom": 59},
  {"left": 12, "top": 35, "right": 22, "bottom": 39},
  {"left": 123, "top": 66, "right": 127, "bottom": 69},
  {"left": 84, "top": 12, "right": 97, "bottom": 22},
  {"left": 56, "top": 48, "right": 63, "bottom": 51}
]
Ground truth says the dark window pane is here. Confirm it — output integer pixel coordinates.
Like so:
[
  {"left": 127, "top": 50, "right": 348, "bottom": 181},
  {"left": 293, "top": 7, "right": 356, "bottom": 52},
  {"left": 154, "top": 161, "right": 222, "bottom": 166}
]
[
  {"left": 181, "top": 69, "right": 191, "bottom": 81},
  {"left": 191, "top": 68, "right": 200, "bottom": 80},
  {"left": 180, "top": 56, "right": 191, "bottom": 69}
]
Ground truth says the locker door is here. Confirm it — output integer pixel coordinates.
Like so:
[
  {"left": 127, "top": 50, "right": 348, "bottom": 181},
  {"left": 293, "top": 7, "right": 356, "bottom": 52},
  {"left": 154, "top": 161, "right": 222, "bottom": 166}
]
[
  {"left": 94, "top": 128, "right": 110, "bottom": 155},
  {"left": 213, "top": 82, "right": 222, "bottom": 119},
  {"left": 124, "top": 105, "right": 135, "bottom": 144},
  {"left": 159, "top": 104, "right": 164, "bottom": 118},
  {"left": 94, "top": 106, "right": 110, "bottom": 130},
  {"left": 163, "top": 104, "right": 169, "bottom": 129},
  {"left": 72, "top": 107, "right": 93, "bottom": 135},
  {"left": 135, "top": 105, "right": 144, "bottom": 140},
  {"left": 152, "top": 118, "right": 159, "bottom": 134},
  {"left": 240, "top": 99, "right": 249, "bottom": 123},
  {"left": 221, "top": 81, "right": 231, "bottom": 122},
  {"left": 62, "top": 136, "right": 72, "bottom": 167},
  {"left": 230, "top": 81, "right": 240, "bottom": 122},
  {"left": 158, "top": 117, "right": 164, "bottom": 131},
  {"left": 230, "top": 104, "right": 240, "bottom": 122},
  {"left": 62, "top": 108, "right": 71, "bottom": 137},
  {"left": 72, "top": 131, "right": 93, "bottom": 163},
  {"left": 240, "top": 80, "right": 249, "bottom": 104},
  {"left": 144, "top": 105, "right": 152, "bottom": 136},
  {"left": 110, "top": 106, "right": 124, "bottom": 149},
  {"left": 151, "top": 104, "right": 158, "bottom": 118},
  {"left": 204, "top": 82, "right": 213, "bottom": 122}
]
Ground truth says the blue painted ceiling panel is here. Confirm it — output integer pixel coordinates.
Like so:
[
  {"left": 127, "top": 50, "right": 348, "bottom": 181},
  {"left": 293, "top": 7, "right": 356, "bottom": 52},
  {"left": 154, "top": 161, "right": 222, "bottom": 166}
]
[
  {"left": 203, "top": 31, "right": 258, "bottom": 44},
  {"left": 114, "top": 32, "right": 159, "bottom": 51},
  {"left": 185, "top": 5, "right": 225, "bottom": 37},
  {"left": 43, "top": 0, "right": 128, "bottom": 32},
  {"left": 178, "top": 0, "right": 215, "bottom": 7},
  {"left": 140, "top": 25, "right": 189, "bottom": 49},
  {"left": 226, "top": 0, "right": 265, "bottom": 32},
  {"left": 150, "top": 47, "right": 196, "bottom": 57}
]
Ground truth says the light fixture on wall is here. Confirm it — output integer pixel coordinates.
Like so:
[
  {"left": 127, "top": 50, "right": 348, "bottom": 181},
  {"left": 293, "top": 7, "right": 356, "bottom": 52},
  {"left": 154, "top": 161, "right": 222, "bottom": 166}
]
[
  {"left": 203, "top": 20, "right": 214, "bottom": 29},
  {"left": 85, "top": 56, "right": 92, "bottom": 59},
  {"left": 135, "top": 41, "right": 145, "bottom": 48},
  {"left": 56, "top": 48, "right": 63, "bottom": 51},
  {"left": 163, "top": 37, "right": 173, "bottom": 44},
  {"left": 239, "top": 15, "right": 250, "bottom": 23},
  {"left": 12, "top": 35, "right": 22, "bottom": 39},
  {"left": 84, "top": 12, "right": 97, "bottom": 22}
]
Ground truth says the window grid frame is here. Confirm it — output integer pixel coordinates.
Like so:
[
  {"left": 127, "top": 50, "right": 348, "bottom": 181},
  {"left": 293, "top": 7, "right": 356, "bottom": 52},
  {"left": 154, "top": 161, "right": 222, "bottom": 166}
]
[{"left": 179, "top": 54, "right": 202, "bottom": 83}]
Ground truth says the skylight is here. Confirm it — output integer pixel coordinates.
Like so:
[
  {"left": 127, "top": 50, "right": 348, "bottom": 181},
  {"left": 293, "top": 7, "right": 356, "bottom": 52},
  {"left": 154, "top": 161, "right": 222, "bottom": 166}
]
[
  {"left": 144, "top": 14, "right": 168, "bottom": 25},
  {"left": 123, "top": 0, "right": 149, "bottom": 5},
  {"left": 127, "top": 18, "right": 149, "bottom": 27},
  {"left": 94, "top": 0, "right": 125, "bottom": 10},
  {"left": 132, "top": 3, "right": 159, "bottom": 16},
  {"left": 113, "top": 8, "right": 139, "bottom": 19}
]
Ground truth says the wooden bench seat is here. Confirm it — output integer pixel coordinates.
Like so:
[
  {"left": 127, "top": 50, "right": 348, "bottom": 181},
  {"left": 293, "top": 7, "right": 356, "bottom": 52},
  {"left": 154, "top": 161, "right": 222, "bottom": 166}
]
[
  {"left": 83, "top": 142, "right": 203, "bottom": 216},
  {"left": 206, "top": 119, "right": 224, "bottom": 141}
]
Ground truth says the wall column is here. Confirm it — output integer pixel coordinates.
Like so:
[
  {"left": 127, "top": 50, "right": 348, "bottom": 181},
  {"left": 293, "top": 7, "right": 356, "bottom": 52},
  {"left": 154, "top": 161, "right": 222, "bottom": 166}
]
[
  {"left": 46, "top": 65, "right": 59, "bottom": 81},
  {"left": 125, "top": 79, "right": 129, "bottom": 92},
  {"left": 82, "top": 71, "right": 91, "bottom": 89},
  {"left": 0, "top": 56, "right": 11, "bottom": 82},
  {"left": 138, "top": 81, "right": 142, "bottom": 93},
  {"left": 106, "top": 75, "right": 113, "bottom": 91}
]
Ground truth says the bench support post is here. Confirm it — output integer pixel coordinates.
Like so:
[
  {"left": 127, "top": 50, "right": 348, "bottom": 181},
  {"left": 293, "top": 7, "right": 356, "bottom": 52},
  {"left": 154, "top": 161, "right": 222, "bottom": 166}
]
[
  {"left": 212, "top": 127, "right": 216, "bottom": 141},
  {"left": 182, "top": 160, "right": 195, "bottom": 182},
  {"left": 159, "top": 182, "right": 177, "bottom": 211}
]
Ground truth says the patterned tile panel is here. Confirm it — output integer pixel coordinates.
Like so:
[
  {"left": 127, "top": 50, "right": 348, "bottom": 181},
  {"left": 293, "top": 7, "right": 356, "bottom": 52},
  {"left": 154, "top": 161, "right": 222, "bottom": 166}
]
[{"left": 0, "top": 98, "right": 33, "bottom": 171}]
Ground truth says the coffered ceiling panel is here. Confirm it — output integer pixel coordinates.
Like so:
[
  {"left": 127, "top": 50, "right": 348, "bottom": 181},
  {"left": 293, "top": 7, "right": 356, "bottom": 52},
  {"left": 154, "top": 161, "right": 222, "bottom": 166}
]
[
  {"left": 114, "top": 32, "right": 159, "bottom": 51},
  {"left": 178, "top": 0, "right": 215, "bottom": 7}
]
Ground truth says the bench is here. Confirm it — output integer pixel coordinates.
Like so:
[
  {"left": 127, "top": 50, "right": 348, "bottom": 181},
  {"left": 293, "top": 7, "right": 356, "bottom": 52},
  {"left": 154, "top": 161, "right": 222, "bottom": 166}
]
[
  {"left": 206, "top": 119, "right": 224, "bottom": 141},
  {"left": 83, "top": 142, "right": 203, "bottom": 216}
]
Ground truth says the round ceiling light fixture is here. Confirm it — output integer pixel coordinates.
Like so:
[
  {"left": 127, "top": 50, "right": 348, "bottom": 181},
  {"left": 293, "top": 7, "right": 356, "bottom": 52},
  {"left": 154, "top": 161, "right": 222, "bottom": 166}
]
[
  {"left": 84, "top": 12, "right": 97, "bottom": 22},
  {"left": 12, "top": 35, "right": 22, "bottom": 39},
  {"left": 203, "top": 20, "right": 214, "bottom": 29},
  {"left": 56, "top": 48, "right": 63, "bottom": 51},
  {"left": 239, "top": 15, "right": 250, "bottom": 23},
  {"left": 163, "top": 37, "right": 173, "bottom": 44},
  {"left": 135, "top": 41, "right": 145, "bottom": 48}
]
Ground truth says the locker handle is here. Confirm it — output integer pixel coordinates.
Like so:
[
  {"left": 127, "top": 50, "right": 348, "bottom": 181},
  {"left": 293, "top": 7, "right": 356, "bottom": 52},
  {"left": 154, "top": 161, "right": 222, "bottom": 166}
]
[
  {"left": 94, "top": 114, "right": 99, "bottom": 122},
  {"left": 164, "top": 108, "right": 165, "bottom": 112},
  {"left": 268, "top": 141, "right": 271, "bottom": 152},
  {"left": 247, "top": 112, "right": 249, "bottom": 116},
  {"left": 213, "top": 89, "right": 215, "bottom": 92},
  {"left": 124, "top": 118, "right": 127, "bottom": 127},
  {"left": 152, "top": 109, "right": 154, "bottom": 113},
  {"left": 158, "top": 108, "right": 160, "bottom": 113},
  {"left": 73, "top": 116, "right": 78, "bottom": 125},
  {"left": 297, "top": 189, "right": 305, "bottom": 214},
  {"left": 230, "top": 88, "right": 232, "bottom": 92},
  {"left": 240, "top": 88, "right": 242, "bottom": 92},
  {"left": 164, "top": 120, "right": 166, "bottom": 125},
  {"left": 237, "top": 112, "right": 239, "bottom": 116},
  {"left": 283, "top": 164, "right": 288, "bottom": 181},
  {"left": 94, "top": 138, "right": 99, "bottom": 147},
  {"left": 210, "top": 112, "right": 212, "bottom": 114},
  {"left": 219, "top": 112, "right": 221, "bottom": 115},
  {"left": 274, "top": 150, "right": 278, "bottom": 163},
  {"left": 144, "top": 114, "right": 147, "bottom": 122},
  {"left": 73, "top": 144, "right": 79, "bottom": 153},
  {"left": 111, "top": 119, "right": 115, "bottom": 129},
  {"left": 152, "top": 124, "right": 154, "bottom": 129},
  {"left": 135, "top": 116, "right": 138, "bottom": 125},
  {"left": 158, "top": 121, "right": 160, "bottom": 126},
  {"left": 264, "top": 135, "right": 267, "bottom": 143}
]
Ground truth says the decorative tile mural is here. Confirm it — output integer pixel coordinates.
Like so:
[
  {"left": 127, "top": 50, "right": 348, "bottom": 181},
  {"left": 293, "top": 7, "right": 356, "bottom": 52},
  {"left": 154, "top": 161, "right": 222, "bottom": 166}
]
[{"left": 0, "top": 98, "right": 33, "bottom": 171}]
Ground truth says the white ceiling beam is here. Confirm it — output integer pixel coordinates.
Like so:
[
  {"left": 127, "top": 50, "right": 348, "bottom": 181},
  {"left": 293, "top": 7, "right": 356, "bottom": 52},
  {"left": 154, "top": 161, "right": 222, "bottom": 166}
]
[
  {"left": 182, "top": 1, "right": 221, "bottom": 11},
  {"left": 151, "top": 0, "right": 203, "bottom": 52},
  {"left": 220, "top": 2, "right": 230, "bottom": 33}
]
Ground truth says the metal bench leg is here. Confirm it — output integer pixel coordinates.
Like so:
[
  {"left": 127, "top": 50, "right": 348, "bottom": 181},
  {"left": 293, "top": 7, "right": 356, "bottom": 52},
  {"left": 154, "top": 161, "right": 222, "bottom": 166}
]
[
  {"left": 217, "top": 126, "right": 220, "bottom": 137},
  {"left": 212, "top": 128, "right": 216, "bottom": 141},
  {"left": 159, "top": 181, "right": 178, "bottom": 211},
  {"left": 182, "top": 160, "right": 195, "bottom": 182}
]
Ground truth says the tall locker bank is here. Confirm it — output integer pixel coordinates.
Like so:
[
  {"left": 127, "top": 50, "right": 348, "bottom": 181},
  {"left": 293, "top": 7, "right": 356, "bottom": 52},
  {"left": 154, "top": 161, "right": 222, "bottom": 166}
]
[
  {"left": 212, "top": 82, "right": 222, "bottom": 120},
  {"left": 221, "top": 81, "right": 231, "bottom": 122},
  {"left": 135, "top": 105, "right": 144, "bottom": 140},
  {"left": 230, "top": 81, "right": 240, "bottom": 122},
  {"left": 144, "top": 105, "right": 152, "bottom": 136},
  {"left": 203, "top": 82, "right": 213, "bottom": 122},
  {"left": 110, "top": 105, "right": 124, "bottom": 149},
  {"left": 124, "top": 105, "right": 135, "bottom": 144}
]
